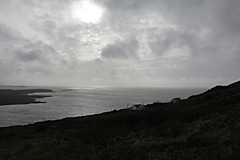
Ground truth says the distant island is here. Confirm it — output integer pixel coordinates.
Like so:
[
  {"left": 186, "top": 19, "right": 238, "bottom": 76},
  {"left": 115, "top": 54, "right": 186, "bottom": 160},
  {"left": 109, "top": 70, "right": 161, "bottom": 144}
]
[
  {"left": 0, "top": 81, "right": 240, "bottom": 159},
  {"left": 0, "top": 89, "right": 53, "bottom": 106}
]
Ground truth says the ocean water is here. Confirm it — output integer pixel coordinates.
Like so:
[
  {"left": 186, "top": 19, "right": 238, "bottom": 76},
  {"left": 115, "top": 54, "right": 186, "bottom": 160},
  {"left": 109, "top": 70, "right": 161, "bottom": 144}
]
[{"left": 0, "top": 86, "right": 206, "bottom": 127}]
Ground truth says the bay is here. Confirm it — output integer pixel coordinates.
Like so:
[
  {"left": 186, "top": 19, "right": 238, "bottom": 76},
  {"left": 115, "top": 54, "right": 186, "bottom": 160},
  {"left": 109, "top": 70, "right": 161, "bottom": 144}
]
[{"left": 0, "top": 86, "right": 206, "bottom": 127}]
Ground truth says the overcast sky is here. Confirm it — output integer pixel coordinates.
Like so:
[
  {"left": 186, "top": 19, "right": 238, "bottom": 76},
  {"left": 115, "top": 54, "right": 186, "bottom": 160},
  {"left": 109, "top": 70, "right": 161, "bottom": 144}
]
[{"left": 0, "top": 0, "right": 240, "bottom": 88}]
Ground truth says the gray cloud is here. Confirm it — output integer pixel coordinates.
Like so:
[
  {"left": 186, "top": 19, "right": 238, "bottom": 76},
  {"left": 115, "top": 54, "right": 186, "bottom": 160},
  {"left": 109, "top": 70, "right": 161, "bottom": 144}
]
[
  {"left": 0, "top": 24, "right": 25, "bottom": 45},
  {"left": 0, "top": 23, "right": 58, "bottom": 64},
  {"left": 0, "top": 0, "right": 240, "bottom": 87},
  {"left": 13, "top": 41, "right": 58, "bottom": 63},
  {"left": 211, "top": 0, "right": 240, "bottom": 35},
  {"left": 148, "top": 29, "right": 178, "bottom": 56},
  {"left": 101, "top": 37, "right": 139, "bottom": 59},
  {"left": 15, "top": 50, "right": 42, "bottom": 62},
  {"left": 109, "top": 70, "right": 118, "bottom": 77}
]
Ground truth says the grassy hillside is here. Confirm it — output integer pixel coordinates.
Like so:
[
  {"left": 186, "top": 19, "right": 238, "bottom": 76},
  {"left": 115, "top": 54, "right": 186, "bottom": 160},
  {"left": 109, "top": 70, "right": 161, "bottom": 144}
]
[{"left": 0, "top": 81, "right": 240, "bottom": 159}]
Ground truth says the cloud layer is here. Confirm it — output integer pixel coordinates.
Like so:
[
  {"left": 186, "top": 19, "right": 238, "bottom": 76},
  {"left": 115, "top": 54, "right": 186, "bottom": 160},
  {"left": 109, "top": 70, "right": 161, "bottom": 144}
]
[{"left": 0, "top": 0, "right": 240, "bottom": 87}]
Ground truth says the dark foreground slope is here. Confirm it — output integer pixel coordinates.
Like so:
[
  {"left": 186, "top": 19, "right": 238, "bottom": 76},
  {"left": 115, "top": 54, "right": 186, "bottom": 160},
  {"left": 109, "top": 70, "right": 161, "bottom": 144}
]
[
  {"left": 0, "top": 81, "right": 240, "bottom": 160},
  {"left": 0, "top": 89, "right": 53, "bottom": 105}
]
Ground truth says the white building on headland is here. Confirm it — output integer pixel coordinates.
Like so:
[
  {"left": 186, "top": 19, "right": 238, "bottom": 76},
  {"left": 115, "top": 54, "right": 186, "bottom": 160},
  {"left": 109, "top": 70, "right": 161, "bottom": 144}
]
[
  {"left": 131, "top": 104, "right": 145, "bottom": 110},
  {"left": 170, "top": 97, "right": 181, "bottom": 103}
]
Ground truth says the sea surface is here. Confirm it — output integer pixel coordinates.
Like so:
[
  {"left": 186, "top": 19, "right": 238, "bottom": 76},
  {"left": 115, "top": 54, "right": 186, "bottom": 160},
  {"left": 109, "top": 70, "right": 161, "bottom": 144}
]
[{"left": 0, "top": 86, "right": 206, "bottom": 127}]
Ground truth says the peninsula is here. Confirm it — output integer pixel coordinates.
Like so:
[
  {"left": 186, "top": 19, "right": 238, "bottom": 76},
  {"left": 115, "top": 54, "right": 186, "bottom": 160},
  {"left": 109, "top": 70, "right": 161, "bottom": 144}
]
[{"left": 0, "top": 89, "right": 53, "bottom": 106}]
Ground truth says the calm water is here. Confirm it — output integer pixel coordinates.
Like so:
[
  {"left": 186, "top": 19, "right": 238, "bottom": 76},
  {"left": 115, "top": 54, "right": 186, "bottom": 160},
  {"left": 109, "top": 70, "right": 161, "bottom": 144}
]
[{"left": 0, "top": 86, "right": 206, "bottom": 127}]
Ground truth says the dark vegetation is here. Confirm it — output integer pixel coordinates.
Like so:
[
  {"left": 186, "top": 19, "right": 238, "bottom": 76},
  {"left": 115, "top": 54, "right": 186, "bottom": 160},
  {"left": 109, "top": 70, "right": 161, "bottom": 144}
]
[
  {"left": 0, "top": 81, "right": 240, "bottom": 159},
  {"left": 0, "top": 89, "right": 53, "bottom": 105}
]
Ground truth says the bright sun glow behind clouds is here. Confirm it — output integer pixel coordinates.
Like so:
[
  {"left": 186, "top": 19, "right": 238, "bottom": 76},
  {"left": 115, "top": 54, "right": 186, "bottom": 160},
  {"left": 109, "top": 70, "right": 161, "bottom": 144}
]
[{"left": 72, "top": 0, "right": 104, "bottom": 23}]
